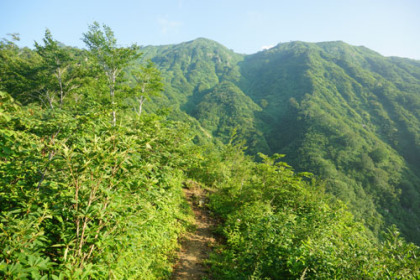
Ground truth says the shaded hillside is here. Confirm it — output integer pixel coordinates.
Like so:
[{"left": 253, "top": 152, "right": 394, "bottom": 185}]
[
  {"left": 141, "top": 39, "right": 420, "bottom": 243},
  {"left": 239, "top": 41, "right": 420, "bottom": 241},
  {"left": 191, "top": 81, "right": 270, "bottom": 154}
]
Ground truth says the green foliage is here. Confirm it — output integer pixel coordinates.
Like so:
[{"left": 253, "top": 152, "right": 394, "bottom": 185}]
[
  {"left": 192, "top": 147, "right": 420, "bottom": 279},
  {"left": 34, "top": 29, "right": 82, "bottom": 107},
  {"left": 0, "top": 23, "right": 195, "bottom": 278},
  {"left": 127, "top": 60, "right": 164, "bottom": 116},
  {"left": 0, "top": 90, "right": 196, "bottom": 278},
  {"left": 82, "top": 22, "right": 141, "bottom": 125},
  {"left": 0, "top": 35, "right": 45, "bottom": 104}
]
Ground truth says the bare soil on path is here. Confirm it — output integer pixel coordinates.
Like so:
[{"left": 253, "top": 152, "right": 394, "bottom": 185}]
[{"left": 171, "top": 185, "right": 217, "bottom": 280}]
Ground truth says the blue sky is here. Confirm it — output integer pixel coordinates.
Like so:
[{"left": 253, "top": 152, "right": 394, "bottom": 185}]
[{"left": 1, "top": 0, "right": 419, "bottom": 59}]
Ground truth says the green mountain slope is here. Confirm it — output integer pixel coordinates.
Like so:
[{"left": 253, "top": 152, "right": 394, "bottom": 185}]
[
  {"left": 239, "top": 41, "right": 420, "bottom": 240},
  {"left": 142, "top": 39, "right": 420, "bottom": 243},
  {"left": 140, "top": 38, "right": 243, "bottom": 110},
  {"left": 140, "top": 39, "right": 269, "bottom": 153},
  {"left": 191, "top": 81, "right": 270, "bottom": 154}
]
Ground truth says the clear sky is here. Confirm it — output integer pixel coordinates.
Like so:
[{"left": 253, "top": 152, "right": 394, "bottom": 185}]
[{"left": 1, "top": 0, "right": 419, "bottom": 59}]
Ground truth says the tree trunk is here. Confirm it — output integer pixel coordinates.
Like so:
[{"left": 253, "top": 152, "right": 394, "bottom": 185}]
[
  {"left": 112, "top": 111, "right": 116, "bottom": 126},
  {"left": 137, "top": 96, "right": 145, "bottom": 117},
  {"left": 110, "top": 71, "right": 117, "bottom": 126},
  {"left": 58, "top": 69, "right": 64, "bottom": 106}
]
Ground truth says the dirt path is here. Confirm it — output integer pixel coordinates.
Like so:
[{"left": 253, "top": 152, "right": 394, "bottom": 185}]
[{"left": 171, "top": 185, "right": 217, "bottom": 280}]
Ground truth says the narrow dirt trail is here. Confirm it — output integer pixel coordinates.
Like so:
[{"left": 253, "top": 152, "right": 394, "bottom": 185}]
[{"left": 171, "top": 185, "right": 217, "bottom": 280}]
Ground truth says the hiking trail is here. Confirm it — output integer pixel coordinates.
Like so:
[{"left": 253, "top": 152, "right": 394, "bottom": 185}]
[{"left": 171, "top": 184, "right": 217, "bottom": 280}]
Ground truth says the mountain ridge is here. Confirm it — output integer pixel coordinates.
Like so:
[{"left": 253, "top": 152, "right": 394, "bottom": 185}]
[{"left": 142, "top": 37, "right": 420, "bottom": 60}]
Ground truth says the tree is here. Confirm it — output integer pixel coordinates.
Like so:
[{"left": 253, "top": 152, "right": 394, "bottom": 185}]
[
  {"left": 130, "top": 60, "right": 163, "bottom": 117},
  {"left": 0, "top": 34, "right": 43, "bottom": 104},
  {"left": 82, "top": 22, "right": 141, "bottom": 126},
  {"left": 35, "top": 29, "right": 79, "bottom": 107}
]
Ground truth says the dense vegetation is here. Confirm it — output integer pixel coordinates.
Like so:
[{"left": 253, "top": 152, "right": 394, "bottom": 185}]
[
  {"left": 195, "top": 147, "right": 419, "bottom": 279},
  {"left": 141, "top": 39, "right": 420, "bottom": 244},
  {"left": 1, "top": 26, "right": 419, "bottom": 279},
  {"left": 0, "top": 26, "right": 200, "bottom": 278}
]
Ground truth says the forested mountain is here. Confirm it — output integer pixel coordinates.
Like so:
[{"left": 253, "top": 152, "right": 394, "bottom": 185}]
[
  {"left": 140, "top": 38, "right": 420, "bottom": 243},
  {"left": 1, "top": 27, "right": 419, "bottom": 279}
]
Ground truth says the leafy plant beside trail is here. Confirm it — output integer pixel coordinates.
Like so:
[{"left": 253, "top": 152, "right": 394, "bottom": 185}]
[
  {"left": 0, "top": 26, "right": 198, "bottom": 278},
  {"left": 189, "top": 143, "right": 420, "bottom": 279},
  {"left": 0, "top": 90, "right": 198, "bottom": 279}
]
